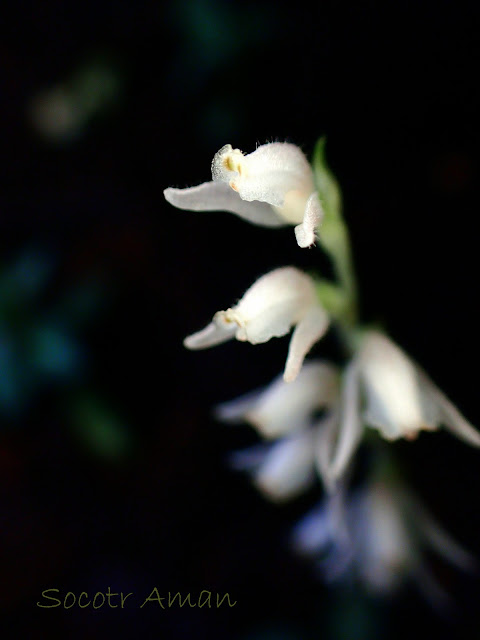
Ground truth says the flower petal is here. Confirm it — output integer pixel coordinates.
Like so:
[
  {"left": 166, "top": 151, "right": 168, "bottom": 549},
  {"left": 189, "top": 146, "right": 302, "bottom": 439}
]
[
  {"left": 359, "top": 331, "right": 428, "bottom": 440},
  {"left": 215, "top": 388, "right": 266, "bottom": 425},
  {"left": 283, "top": 305, "right": 330, "bottom": 382},
  {"left": 417, "top": 369, "right": 480, "bottom": 447},
  {"left": 292, "top": 504, "right": 332, "bottom": 555},
  {"left": 353, "top": 483, "right": 415, "bottom": 594},
  {"left": 252, "top": 430, "right": 316, "bottom": 502},
  {"left": 163, "top": 181, "right": 286, "bottom": 227},
  {"left": 405, "top": 490, "right": 476, "bottom": 571},
  {"left": 328, "top": 361, "right": 364, "bottom": 485},
  {"left": 314, "top": 412, "right": 340, "bottom": 492},
  {"left": 294, "top": 192, "right": 324, "bottom": 248},
  {"left": 292, "top": 488, "right": 349, "bottom": 555},
  {"left": 183, "top": 319, "right": 236, "bottom": 350},
  {"left": 233, "top": 267, "right": 318, "bottom": 345},
  {"left": 318, "top": 544, "right": 356, "bottom": 584}
]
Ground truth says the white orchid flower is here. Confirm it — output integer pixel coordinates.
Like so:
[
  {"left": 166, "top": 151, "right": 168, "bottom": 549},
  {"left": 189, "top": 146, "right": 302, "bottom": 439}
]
[
  {"left": 216, "top": 361, "right": 339, "bottom": 438},
  {"left": 228, "top": 415, "right": 340, "bottom": 501},
  {"left": 184, "top": 267, "right": 330, "bottom": 382},
  {"left": 293, "top": 477, "right": 475, "bottom": 602},
  {"left": 164, "top": 142, "right": 324, "bottom": 248},
  {"left": 328, "top": 330, "right": 480, "bottom": 484},
  {"left": 218, "top": 361, "right": 341, "bottom": 498},
  {"left": 229, "top": 430, "right": 317, "bottom": 502}
]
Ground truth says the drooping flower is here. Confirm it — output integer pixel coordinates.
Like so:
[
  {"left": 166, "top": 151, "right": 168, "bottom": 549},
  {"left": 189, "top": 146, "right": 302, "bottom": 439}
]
[
  {"left": 164, "top": 142, "right": 324, "bottom": 248},
  {"left": 293, "top": 475, "right": 475, "bottom": 602},
  {"left": 328, "top": 330, "right": 480, "bottom": 484},
  {"left": 216, "top": 361, "right": 339, "bottom": 438},
  {"left": 217, "top": 361, "right": 340, "bottom": 500},
  {"left": 184, "top": 267, "right": 330, "bottom": 382}
]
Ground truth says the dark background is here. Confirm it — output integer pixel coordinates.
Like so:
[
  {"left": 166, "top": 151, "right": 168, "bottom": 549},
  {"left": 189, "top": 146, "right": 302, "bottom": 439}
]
[{"left": 1, "top": 1, "right": 479, "bottom": 638}]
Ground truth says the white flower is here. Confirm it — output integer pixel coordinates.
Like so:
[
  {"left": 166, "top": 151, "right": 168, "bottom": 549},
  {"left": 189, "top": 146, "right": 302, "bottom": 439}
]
[
  {"left": 164, "top": 142, "right": 324, "bottom": 248},
  {"left": 293, "top": 477, "right": 475, "bottom": 601},
  {"left": 216, "top": 361, "right": 339, "bottom": 438},
  {"left": 184, "top": 267, "right": 330, "bottom": 382},
  {"left": 328, "top": 330, "right": 480, "bottom": 484},
  {"left": 227, "top": 411, "right": 340, "bottom": 502},
  {"left": 218, "top": 361, "right": 341, "bottom": 499},
  {"left": 229, "top": 430, "right": 318, "bottom": 502}
]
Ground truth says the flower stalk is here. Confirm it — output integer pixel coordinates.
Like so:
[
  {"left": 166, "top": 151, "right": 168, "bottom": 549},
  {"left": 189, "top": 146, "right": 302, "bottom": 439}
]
[{"left": 313, "top": 137, "right": 359, "bottom": 331}]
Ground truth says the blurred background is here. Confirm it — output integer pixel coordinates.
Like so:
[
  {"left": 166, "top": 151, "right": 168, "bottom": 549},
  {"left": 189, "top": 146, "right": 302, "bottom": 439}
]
[{"left": 1, "top": 1, "right": 479, "bottom": 638}]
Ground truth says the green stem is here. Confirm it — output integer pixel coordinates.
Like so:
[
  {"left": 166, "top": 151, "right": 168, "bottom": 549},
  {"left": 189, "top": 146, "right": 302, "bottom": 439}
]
[
  {"left": 312, "top": 137, "right": 359, "bottom": 346},
  {"left": 325, "top": 216, "right": 358, "bottom": 327}
]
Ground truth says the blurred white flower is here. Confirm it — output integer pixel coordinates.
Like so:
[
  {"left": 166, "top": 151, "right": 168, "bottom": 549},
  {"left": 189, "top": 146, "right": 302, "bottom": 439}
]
[
  {"left": 164, "top": 142, "right": 323, "bottom": 248},
  {"left": 328, "top": 330, "right": 480, "bottom": 484},
  {"left": 229, "top": 430, "right": 318, "bottom": 502},
  {"left": 218, "top": 361, "right": 340, "bottom": 500},
  {"left": 293, "top": 477, "right": 475, "bottom": 602},
  {"left": 216, "top": 361, "right": 339, "bottom": 438},
  {"left": 184, "top": 267, "right": 330, "bottom": 382},
  {"left": 227, "top": 404, "right": 340, "bottom": 502}
]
